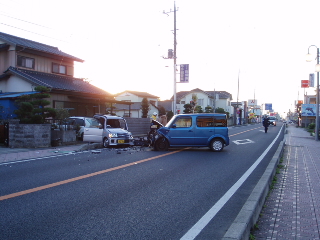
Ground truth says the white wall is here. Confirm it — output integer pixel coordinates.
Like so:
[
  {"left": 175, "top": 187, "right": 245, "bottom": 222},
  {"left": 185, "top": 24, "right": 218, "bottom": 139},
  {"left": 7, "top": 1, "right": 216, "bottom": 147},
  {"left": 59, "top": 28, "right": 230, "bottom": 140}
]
[{"left": 0, "top": 76, "right": 33, "bottom": 92}]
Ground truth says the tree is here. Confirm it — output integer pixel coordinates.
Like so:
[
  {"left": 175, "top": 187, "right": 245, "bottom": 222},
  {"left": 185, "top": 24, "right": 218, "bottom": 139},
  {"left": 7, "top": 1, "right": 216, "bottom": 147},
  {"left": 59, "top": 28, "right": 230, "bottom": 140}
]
[
  {"left": 215, "top": 107, "right": 225, "bottom": 113},
  {"left": 183, "top": 103, "right": 193, "bottom": 113},
  {"left": 205, "top": 106, "right": 213, "bottom": 113},
  {"left": 166, "top": 111, "right": 174, "bottom": 121},
  {"left": 194, "top": 105, "right": 203, "bottom": 113},
  {"left": 141, "top": 97, "right": 150, "bottom": 118},
  {"left": 158, "top": 105, "right": 166, "bottom": 116},
  {"left": 14, "top": 86, "right": 56, "bottom": 124},
  {"left": 215, "top": 107, "right": 229, "bottom": 118}
]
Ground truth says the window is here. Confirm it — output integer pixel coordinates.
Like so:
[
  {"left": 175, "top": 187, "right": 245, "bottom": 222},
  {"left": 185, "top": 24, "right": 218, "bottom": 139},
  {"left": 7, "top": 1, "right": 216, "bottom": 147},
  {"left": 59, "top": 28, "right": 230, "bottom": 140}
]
[
  {"left": 180, "top": 101, "right": 185, "bottom": 104},
  {"left": 197, "top": 117, "right": 214, "bottom": 127},
  {"left": 196, "top": 116, "right": 227, "bottom": 127},
  {"left": 17, "top": 55, "right": 34, "bottom": 69},
  {"left": 214, "top": 116, "right": 227, "bottom": 127},
  {"left": 198, "top": 99, "right": 204, "bottom": 106},
  {"left": 52, "top": 63, "right": 67, "bottom": 74},
  {"left": 173, "top": 117, "right": 192, "bottom": 128}
]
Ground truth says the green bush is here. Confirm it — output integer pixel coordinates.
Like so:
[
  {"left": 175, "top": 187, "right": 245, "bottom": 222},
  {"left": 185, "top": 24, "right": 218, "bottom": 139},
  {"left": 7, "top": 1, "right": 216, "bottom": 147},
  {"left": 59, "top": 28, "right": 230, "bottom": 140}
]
[{"left": 308, "top": 123, "right": 315, "bottom": 130}]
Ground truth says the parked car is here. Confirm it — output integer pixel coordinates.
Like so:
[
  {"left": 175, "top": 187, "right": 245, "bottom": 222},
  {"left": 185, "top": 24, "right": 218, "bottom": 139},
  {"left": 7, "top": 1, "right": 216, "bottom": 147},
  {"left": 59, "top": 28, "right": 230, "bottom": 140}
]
[
  {"left": 83, "top": 115, "right": 134, "bottom": 147},
  {"left": 153, "top": 113, "right": 230, "bottom": 152},
  {"left": 68, "top": 116, "right": 94, "bottom": 141}
]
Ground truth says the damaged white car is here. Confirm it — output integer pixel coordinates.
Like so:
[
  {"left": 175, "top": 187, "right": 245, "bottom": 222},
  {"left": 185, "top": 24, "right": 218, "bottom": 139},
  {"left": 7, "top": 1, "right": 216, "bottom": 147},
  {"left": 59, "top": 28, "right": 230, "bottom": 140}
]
[{"left": 83, "top": 115, "right": 134, "bottom": 148}]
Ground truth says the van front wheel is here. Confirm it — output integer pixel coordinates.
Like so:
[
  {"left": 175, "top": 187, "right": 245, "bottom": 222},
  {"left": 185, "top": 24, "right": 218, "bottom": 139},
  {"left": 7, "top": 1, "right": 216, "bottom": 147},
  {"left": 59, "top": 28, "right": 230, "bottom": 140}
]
[
  {"left": 210, "top": 139, "right": 224, "bottom": 152},
  {"left": 154, "top": 138, "right": 169, "bottom": 151}
]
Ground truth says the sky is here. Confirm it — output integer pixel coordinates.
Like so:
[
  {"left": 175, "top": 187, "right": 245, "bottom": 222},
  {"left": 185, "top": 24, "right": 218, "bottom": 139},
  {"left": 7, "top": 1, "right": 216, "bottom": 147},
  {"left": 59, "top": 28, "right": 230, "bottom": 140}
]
[{"left": 1, "top": 0, "right": 320, "bottom": 117}]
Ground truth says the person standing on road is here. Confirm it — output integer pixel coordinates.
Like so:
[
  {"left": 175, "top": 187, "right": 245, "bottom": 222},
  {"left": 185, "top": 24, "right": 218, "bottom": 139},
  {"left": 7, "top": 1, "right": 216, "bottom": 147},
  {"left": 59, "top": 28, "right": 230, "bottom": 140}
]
[{"left": 262, "top": 115, "right": 270, "bottom": 133}]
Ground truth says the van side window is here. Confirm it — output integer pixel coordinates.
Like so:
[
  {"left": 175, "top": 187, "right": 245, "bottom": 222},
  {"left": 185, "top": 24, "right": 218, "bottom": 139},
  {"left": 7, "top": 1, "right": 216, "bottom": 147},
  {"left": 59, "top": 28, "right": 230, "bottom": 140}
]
[
  {"left": 196, "top": 117, "right": 214, "bottom": 127},
  {"left": 173, "top": 117, "right": 192, "bottom": 128},
  {"left": 196, "top": 116, "right": 227, "bottom": 127},
  {"left": 214, "top": 116, "right": 227, "bottom": 127}
]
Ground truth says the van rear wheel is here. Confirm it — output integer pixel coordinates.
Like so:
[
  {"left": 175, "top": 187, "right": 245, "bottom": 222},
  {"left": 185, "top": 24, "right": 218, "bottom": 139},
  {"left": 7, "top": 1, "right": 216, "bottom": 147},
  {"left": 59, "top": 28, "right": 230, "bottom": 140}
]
[{"left": 210, "top": 139, "right": 224, "bottom": 152}]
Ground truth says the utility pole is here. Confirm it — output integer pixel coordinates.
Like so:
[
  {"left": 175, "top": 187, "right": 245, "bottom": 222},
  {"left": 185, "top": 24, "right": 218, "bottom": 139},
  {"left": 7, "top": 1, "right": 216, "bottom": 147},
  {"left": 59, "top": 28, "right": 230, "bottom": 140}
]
[{"left": 164, "top": 2, "right": 178, "bottom": 114}]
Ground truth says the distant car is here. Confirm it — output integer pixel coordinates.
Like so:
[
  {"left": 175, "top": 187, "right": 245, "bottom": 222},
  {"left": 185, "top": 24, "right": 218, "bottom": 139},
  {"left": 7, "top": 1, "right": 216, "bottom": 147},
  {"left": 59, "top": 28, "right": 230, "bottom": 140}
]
[
  {"left": 153, "top": 113, "right": 230, "bottom": 152},
  {"left": 268, "top": 116, "right": 277, "bottom": 126},
  {"left": 83, "top": 115, "right": 134, "bottom": 147}
]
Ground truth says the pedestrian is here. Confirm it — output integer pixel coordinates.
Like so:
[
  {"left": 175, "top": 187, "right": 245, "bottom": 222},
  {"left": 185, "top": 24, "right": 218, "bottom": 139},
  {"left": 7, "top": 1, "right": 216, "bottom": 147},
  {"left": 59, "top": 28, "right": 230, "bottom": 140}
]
[
  {"left": 151, "top": 112, "right": 158, "bottom": 121},
  {"left": 262, "top": 115, "right": 270, "bottom": 133}
]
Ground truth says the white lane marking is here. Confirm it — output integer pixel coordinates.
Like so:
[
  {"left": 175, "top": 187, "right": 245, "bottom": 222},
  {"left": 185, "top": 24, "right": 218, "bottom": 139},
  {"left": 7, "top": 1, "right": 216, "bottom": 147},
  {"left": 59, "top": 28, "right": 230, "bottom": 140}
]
[
  {"left": 0, "top": 152, "right": 82, "bottom": 166},
  {"left": 180, "top": 125, "right": 284, "bottom": 240},
  {"left": 233, "top": 139, "right": 255, "bottom": 145}
]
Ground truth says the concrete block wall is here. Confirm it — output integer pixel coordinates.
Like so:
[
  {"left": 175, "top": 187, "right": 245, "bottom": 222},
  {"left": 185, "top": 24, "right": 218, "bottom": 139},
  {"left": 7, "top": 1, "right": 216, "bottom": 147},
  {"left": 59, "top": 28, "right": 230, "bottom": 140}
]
[
  {"left": 126, "top": 118, "right": 150, "bottom": 137},
  {"left": 9, "top": 123, "right": 51, "bottom": 148},
  {"left": 51, "top": 130, "right": 76, "bottom": 144}
]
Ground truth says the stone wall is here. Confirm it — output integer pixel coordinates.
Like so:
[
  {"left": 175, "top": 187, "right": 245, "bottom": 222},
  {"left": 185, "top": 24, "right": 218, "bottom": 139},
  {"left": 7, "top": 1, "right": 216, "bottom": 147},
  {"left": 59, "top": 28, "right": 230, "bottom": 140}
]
[{"left": 9, "top": 122, "right": 51, "bottom": 148}]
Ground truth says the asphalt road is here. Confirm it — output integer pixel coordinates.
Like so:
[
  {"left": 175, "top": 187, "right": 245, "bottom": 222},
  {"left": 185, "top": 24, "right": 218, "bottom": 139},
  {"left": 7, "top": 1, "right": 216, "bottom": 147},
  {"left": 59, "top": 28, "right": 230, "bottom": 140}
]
[{"left": 0, "top": 123, "right": 285, "bottom": 240}]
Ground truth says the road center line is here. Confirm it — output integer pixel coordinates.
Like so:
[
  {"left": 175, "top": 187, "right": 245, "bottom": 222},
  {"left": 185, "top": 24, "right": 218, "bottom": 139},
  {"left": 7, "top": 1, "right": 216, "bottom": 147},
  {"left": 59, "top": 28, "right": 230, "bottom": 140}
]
[
  {"left": 180, "top": 125, "right": 284, "bottom": 240},
  {"left": 0, "top": 149, "right": 184, "bottom": 201}
]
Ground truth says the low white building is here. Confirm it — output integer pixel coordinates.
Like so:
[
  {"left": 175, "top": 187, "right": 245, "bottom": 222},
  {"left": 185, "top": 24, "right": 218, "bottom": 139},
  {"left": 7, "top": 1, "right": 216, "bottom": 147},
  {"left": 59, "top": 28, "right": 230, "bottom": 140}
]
[
  {"left": 113, "top": 91, "right": 160, "bottom": 118},
  {"left": 174, "top": 88, "right": 233, "bottom": 116}
]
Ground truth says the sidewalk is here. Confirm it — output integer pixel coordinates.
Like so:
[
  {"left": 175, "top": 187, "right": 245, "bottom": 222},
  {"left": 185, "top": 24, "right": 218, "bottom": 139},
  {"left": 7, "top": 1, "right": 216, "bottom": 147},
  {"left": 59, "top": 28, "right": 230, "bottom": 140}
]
[
  {"left": 253, "top": 125, "right": 320, "bottom": 239},
  {"left": 0, "top": 143, "right": 101, "bottom": 164}
]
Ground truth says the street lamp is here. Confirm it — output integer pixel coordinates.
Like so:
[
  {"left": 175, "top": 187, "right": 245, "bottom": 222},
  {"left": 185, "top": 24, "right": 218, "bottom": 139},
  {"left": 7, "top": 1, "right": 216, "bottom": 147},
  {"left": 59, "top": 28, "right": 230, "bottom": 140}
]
[{"left": 306, "top": 45, "right": 320, "bottom": 141}]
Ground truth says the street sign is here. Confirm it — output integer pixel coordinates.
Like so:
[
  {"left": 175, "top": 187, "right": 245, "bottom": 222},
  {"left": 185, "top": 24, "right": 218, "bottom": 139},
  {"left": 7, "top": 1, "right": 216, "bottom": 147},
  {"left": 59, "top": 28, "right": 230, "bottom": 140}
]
[
  {"left": 180, "top": 64, "right": 189, "bottom": 83},
  {"left": 231, "top": 102, "right": 242, "bottom": 106},
  {"left": 309, "top": 74, "right": 314, "bottom": 87},
  {"left": 265, "top": 103, "right": 272, "bottom": 111},
  {"left": 248, "top": 99, "right": 257, "bottom": 106},
  {"left": 301, "top": 80, "right": 309, "bottom": 88}
]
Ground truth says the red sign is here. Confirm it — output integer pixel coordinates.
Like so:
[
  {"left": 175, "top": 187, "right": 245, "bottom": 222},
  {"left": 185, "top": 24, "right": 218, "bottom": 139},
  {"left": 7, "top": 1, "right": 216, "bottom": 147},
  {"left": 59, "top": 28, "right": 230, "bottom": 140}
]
[{"left": 301, "top": 80, "right": 309, "bottom": 88}]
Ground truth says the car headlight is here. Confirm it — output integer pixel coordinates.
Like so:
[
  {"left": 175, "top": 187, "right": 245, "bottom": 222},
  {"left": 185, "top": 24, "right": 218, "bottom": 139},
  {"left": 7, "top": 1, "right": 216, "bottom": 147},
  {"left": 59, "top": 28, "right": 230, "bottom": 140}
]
[{"left": 109, "top": 133, "right": 118, "bottom": 138}]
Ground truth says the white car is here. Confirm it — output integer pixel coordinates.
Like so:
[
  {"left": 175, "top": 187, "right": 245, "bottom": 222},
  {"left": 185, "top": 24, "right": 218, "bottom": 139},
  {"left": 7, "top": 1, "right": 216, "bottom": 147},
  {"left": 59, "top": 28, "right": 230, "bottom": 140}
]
[
  {"left": 83, "top": 115, "right": 134, "bottom": 147},
  {"left": 68, "top": 116, "right": 94, "bottom": 141}
]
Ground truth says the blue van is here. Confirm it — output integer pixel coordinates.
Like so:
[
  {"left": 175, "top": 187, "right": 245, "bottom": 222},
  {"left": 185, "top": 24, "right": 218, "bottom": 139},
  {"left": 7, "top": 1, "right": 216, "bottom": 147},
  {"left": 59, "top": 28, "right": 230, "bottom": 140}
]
[{"left": 153, "top": 113, "right": 229, "bottom": 151}]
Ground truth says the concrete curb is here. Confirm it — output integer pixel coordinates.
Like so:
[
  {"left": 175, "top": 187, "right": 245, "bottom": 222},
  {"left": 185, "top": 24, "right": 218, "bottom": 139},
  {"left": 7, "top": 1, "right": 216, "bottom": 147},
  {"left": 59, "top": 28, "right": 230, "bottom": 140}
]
[
  {"left": 76, "top": 143, "right": 103, "bottom": 152},
  {"left": 222, "top": 140, "right": 285, "bottom": 240}
]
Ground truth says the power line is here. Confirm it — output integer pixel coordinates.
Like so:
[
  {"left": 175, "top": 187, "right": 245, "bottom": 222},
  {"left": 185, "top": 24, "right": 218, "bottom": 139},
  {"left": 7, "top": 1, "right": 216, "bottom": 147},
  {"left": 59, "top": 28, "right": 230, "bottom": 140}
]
[
  {"left": 0, "top": 22, "right": 70, "bottom": 43},
  {"left": 0, "top": 11, "right": 52, "bottom": 29}
]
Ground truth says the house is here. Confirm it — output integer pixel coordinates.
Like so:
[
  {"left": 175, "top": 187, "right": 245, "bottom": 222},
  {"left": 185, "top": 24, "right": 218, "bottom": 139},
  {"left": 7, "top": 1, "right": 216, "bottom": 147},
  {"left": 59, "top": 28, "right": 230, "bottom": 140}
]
[
  {"left": 114, "top": 90, "right": 160, "bottom": 118},
  {"left": 0, "top": 31, "right": 119, "bottom": 119},
  {"left": 174, "top": 88, "right": 233, "bottom": 116}
]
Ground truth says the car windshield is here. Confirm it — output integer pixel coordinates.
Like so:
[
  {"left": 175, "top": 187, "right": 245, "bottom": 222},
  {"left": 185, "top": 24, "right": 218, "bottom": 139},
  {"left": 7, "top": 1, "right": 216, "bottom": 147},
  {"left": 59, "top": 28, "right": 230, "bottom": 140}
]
[
  {"left": 269, "top": 117, "right": 276, "bottom": 120},
  {"left": 106, "top": 119, "right": 127, "bottom": 129}
]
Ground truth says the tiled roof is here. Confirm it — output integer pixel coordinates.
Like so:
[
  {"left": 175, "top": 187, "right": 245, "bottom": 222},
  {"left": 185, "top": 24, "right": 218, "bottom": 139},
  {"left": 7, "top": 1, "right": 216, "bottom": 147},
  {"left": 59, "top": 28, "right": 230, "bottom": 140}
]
[
  {"left": 206, "top": 91, "right": 233, "bottom": 100},
  {"left": 0, "top": 31, "right": 83, "bottom": 62},
  {"left": 0, "top": 91, "right": 38, "bottom": 99},
  {"left": 2, "top": 67, "right": 113, "bottom": 97},
  {"left": 158, "top": 100, "right": 172, "bottom": 111},
  {"left": 115, "top": 90, "right": 159, "bottom": 99}
]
